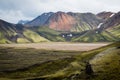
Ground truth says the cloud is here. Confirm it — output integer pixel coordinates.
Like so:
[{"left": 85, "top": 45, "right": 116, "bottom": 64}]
[
  {"left": 0, "top": 10, "right": 33, "bottom": 23},
  {"left": 0, "top": 0, "right": 120, "bottom": 23}
]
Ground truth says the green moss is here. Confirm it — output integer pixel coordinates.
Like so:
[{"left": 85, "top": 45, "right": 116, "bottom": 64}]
[
  {"left": 37, "top": 27, "right": 65, "bottom": 42},
  {"left": 0, "top": 42, "right": 120, "bottom": 79},
  {"left": 23, "top": 30, "right": 49, "bottom": 42},
  {"left": 0, "top": 39, "right": 11, "bottom": 44},
  {"left": 17, "top": 38, "right": 30, "bottom": 43},
  {"left": 72, "top": 29, "right": 120, "bottom": 42}
]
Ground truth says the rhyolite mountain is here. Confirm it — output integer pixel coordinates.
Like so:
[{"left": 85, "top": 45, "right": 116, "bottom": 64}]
[
  {"left": 0, "top": 11, "right": 120, "bottom": 43},
  {"left": 25, "top": 11, "right": 102, "bottom": 32}
]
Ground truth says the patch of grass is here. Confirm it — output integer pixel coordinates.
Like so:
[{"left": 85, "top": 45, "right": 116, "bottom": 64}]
[
  {"left": 23, "top": 29, "right": 49, "bottom": 42},
  {"left": 36, "top": 27, "right": 65, "bottom": 42},
  {"left": 71, "top": 27, "right": 120, "bottom": 42},
  {"left": 17, "top": 38, "right": 30, "bottom": 43},
  {"left": 0, "top": 42, "right": 120, "bottom": 80},
  {"left": 0, "top": 39, "right": 11, "bottom": 44}
]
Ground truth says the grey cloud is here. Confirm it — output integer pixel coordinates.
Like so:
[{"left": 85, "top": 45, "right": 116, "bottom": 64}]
[{"left": 0, "top": 0, "right": 120, "bottom": 23}]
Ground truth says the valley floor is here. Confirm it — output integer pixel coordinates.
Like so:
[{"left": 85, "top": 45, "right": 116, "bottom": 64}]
[
  {"left": 0, "top": 42, "right": 110, "bottom": 51},
  {"left": 0, "top": 42, "right": 119, "bottom": 80}
]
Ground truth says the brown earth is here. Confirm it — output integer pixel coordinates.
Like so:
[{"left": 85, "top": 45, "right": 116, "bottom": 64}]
[
  {"left": 0, "top": 42, "right": 110, "bottom": 51},
  {"left": 48, "top": 12, "right": 76, "bottom": 31}
]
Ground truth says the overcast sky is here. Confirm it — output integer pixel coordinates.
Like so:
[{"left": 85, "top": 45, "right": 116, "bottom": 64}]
[{"left": 0, "top": 0, "right": 120, "bottom": 23}]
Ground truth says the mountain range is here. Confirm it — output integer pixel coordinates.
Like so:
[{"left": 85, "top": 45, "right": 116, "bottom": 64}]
[{"left": 0, "top": 11, "right": 120, "bottom": 43}]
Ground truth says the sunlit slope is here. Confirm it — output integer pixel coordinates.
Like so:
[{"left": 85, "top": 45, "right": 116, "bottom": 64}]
[
  {"left": 36, "top": 27, "right": 65, "bottom": 41},
  {"left": 0, "top": 20, "right": 49, "bottom": 43},
  {"left": 72, "top": 25, "right": 120, "bottom": 42},
  {"left": 23, "top": 29, "right": 49, "bottom": 42}
]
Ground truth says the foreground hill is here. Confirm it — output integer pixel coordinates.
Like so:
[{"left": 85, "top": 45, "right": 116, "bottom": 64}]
[
  {"left": 0, "top": 41, "right": 119, "bottom": 80},
  {"left": 0, "top": 19, "right": 49, "bottom": 43}
]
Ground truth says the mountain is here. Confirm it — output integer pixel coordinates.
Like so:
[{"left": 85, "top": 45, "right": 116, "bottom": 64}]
[
  {"left": 71, "top": 11, "right": 120, "bottom": 42},
  {"left": 0, "top": 11, "right": 120, "bottom": 43},
  {"left": 96, "top": 11, "right": 114, "bottom": 21},
  {"left": 100, "top": 11, "right": 120, "bottom": 29},
  {"left": 68, "top": 12, "right": 102, "bottom": 30},
  {"left": 26, "top": 12, "right": 54, "bottom": 26},
  {"left": 25, "top": 11, "right": 102, "bottom": 32},
  {"left": 0, "top": 19, "right": 49, "bottom": 43},
  {"left": 18, "top": 20, "right": 29, "bottom": 25}
]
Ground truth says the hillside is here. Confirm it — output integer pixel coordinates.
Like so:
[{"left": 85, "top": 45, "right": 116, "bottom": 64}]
[
  {"left": 0, "top": 41, "right": 119, "bottom": 80},
  {"left": 71, "top": 12, "right": 120, "bottom": 42},
  {"left": 0, "top": 11, "right": 120, "bottom": 43},
  {"left": 0, "top": 20, "right": 49, "bottom": 43},
  {"left": 25, "top": 12, "right": 102, "bottom": 32},
  {"left": 96, "top": 11, "right": 114, "bottom": 21},
  {"left": 29, "top": 27, "right": 65, "bottom": 42}
]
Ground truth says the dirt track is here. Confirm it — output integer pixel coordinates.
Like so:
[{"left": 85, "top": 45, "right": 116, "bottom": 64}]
[{"left": 0, "top": 42, "right": 110, "bottom": 51}]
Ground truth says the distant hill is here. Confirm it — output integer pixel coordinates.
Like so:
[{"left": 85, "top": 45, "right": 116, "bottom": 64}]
[
  {"left": 18, "top": 20, "right": 29, "bottom": 25},
  {"left": 25, "top": 11, "right": 102, "bottom": 32},
  {"left": 0, "top": 19, "right": 49, "bottom": 43},
  {"left": 0, "top": 11, "right": 120, "bottom": 43},
  {"left": 96, "top": 11, "right": 114, "bottom": 21},
  {"left": 26, "top": 12, "right": 54, "bottom": 26},
  {"left": 71, "top": 11, "right": 120, "bottom": 42}
]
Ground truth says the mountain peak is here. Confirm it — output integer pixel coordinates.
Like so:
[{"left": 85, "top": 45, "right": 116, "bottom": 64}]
[
  {"left": 25, "top": 12, "right": 102, "bottom": 31},
  {"left": 47, "top": 11, "right": 76, "bottom": 31}
]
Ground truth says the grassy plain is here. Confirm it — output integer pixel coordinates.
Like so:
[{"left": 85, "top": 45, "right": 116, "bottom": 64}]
[{"left": 0, "top": 42, "right": 119, "bottom": 80}]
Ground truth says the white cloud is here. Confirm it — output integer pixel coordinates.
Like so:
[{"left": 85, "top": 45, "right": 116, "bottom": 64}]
[
  {"left": 0, "top": 10, "right": 33, "bottom": 23},
  {"left": 0, "top": 0, "right": 120, "bottom": 23}
]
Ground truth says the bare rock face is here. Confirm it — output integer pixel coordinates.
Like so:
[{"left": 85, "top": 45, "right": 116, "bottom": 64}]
[{"left": 47, "top": 12, "right": 77, "bottom": 31}]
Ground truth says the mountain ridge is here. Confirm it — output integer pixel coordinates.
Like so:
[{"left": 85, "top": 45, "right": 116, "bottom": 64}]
[
  {"left": 25, "top": 11, "right": 102, "bottom": 32},
  {"left": 0, "top": 11, "right": 120, "bottom": 43}
]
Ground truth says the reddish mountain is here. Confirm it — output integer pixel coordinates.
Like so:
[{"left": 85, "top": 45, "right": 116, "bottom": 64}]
[
  {"left": 25, "top": 11, "right": 102, "bottom": 31},
  {"left": 47, "top": 12, "right": 76, "bottom": 31}
]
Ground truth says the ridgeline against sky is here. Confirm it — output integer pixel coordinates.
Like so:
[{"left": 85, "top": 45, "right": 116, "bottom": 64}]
[{"left": 0, "top": 0, "right": 120, "bottom": 23}]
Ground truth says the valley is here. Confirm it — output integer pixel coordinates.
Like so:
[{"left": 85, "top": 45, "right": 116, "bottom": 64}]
[
  {"left": 0, "top": 10, "right": 120, "bottom": 80},
  {"left": 0, "top": 42, "right": 109, "bottom": 51},
  {"left": 0, "top": 41, "right": 119, "bottom": 80},
  {"left": 0, "top": 11, "right": 120, "bottom": 43}
]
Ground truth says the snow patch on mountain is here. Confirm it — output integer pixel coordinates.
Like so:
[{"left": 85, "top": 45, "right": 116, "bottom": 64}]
[
  {"left": 110, "top": 13, "right": 115, "bottom": 17},
  {"left": 97, "top": 23, "right": 103, "bottom": 28}
]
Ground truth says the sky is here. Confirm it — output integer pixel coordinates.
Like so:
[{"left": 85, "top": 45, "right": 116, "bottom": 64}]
[{"left": 0, "top": 0, "right": 120, "bottom": 23}]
